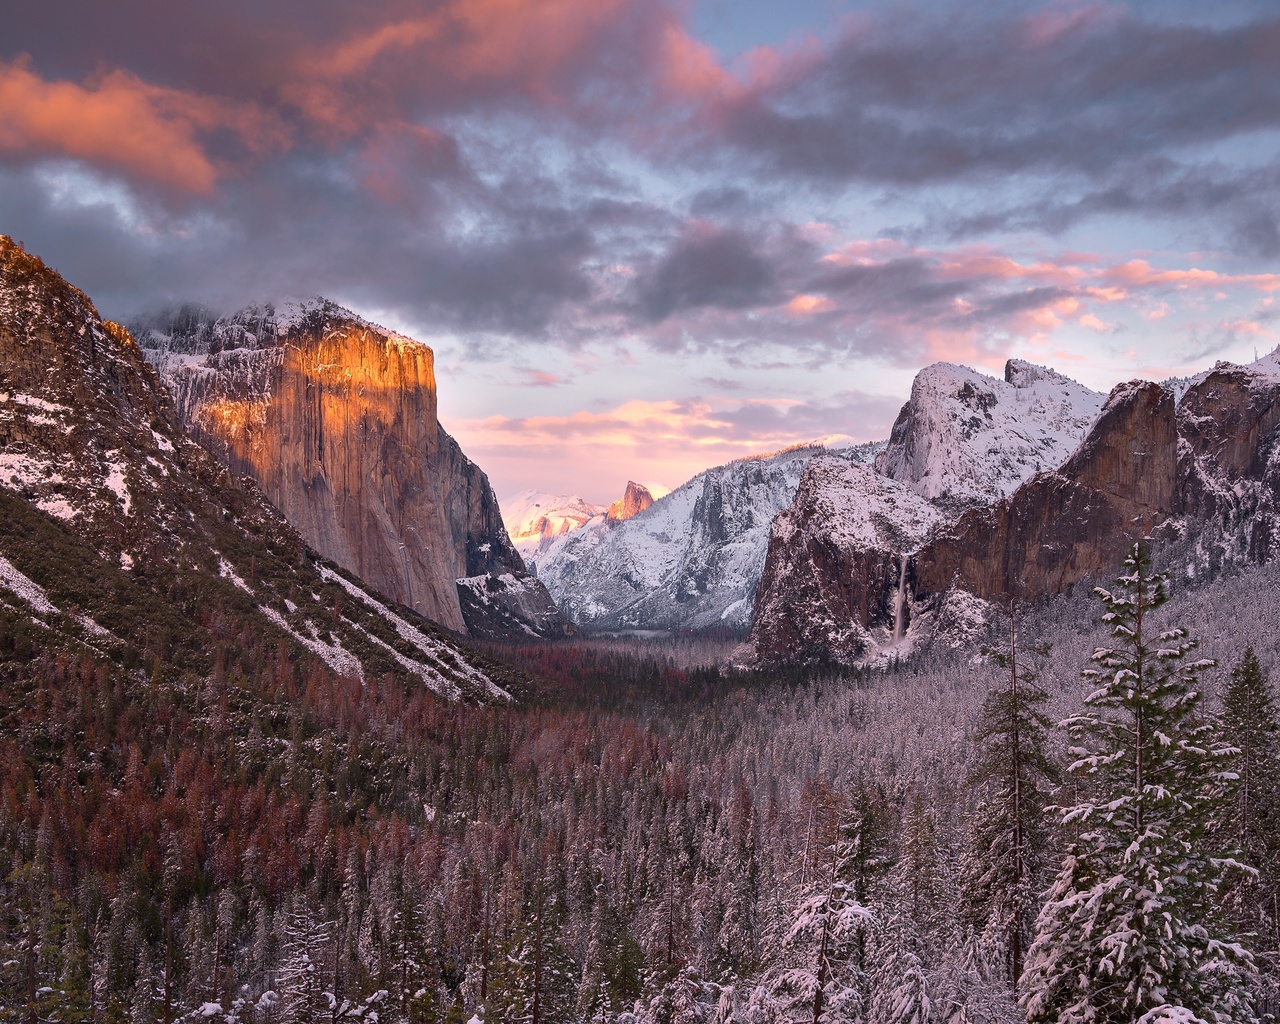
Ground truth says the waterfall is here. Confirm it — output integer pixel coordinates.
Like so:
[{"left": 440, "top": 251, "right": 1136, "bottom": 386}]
[{"left": 892, "top": 552, "right": 908, "bottom": 643}]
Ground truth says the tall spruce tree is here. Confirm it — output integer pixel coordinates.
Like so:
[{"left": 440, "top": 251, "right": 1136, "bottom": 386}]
[
  {"left": 1216, "top": 646, "right": 1280, "bottom": 999},
  {"left": 766, "top": 809, "right": 874, "bottom": 1024},
  {"left": 1021, "top": 544, "right": 1256, "bottom": 1024},
  {"left": 960, "top": 605, "right": 1059, "bottom": 987}
]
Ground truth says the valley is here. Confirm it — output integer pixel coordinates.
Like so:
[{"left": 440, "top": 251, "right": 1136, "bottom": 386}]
[{"left": 2, "top": 236, "right": 1279, "bottom": 1023}]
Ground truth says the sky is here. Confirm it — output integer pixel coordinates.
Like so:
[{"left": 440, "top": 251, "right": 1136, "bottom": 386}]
[{"left": 3, "top": 1, "right": 1280, "bottom": 505}]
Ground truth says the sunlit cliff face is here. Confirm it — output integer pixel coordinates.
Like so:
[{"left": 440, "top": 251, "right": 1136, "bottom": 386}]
[{"left": 189, "top": 329, "right": 438, "bottom": 474}]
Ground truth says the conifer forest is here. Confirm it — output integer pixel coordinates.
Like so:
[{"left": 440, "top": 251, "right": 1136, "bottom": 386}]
[{"left": 3, "top": 546, "right": 1280, "bottom": 1024}]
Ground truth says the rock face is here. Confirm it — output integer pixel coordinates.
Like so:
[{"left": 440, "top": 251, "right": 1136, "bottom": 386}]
[
  {"left": 1176, "top": 357, "right": 1280, "bottom": 564},
  {"left": 750, "top": 460, "right": 942, "bottom": 663},
  {"left": 134, "top": 302, "right": 567, "bottom": 638},
  {"left": 536, "top": 440, "right": 883, "bottom": 632},
  {"left": 607, "top": 481, "right": 657, "bottom": 523},
  {"left": 875, "top": 359, "right": 1104, "bottom": 511},
  {"left": 0, "top": 236, "right": 512, "bottom": 700},
  {"left": 912, "top": 381, "right": 1178, "bottom": 603},
  {"left": 753, "top": 353, "right": 1280, "bottom": 665},
  {"left": 457, "top": 572, "right": 576, "bottom": 641}
]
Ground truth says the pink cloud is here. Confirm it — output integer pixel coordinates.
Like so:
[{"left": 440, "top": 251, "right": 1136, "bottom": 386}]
[
  {"left": 0, "top": 57, "right": 284, "bottom": 192},
  {"left": 784, "top": 294, "right": 836, "bottom": 316},
  {"left": 445, "top": 392, "right": 897, "bottom": 499},
  {"left": 1103, "top": 259, "right": 1280, "bottom": 293}
]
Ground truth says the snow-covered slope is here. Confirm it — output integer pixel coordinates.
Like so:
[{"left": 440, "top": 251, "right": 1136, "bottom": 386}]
[
  {"left": 535, "top": 440, "right": 884, "bottom": 631},
  {"left": 502, "top": 491, "right": 608, "bottom": 562},
  {"left": 751, "top": 458, "right": 945, "bottom": 663},
  {"left": 0, "top": 237, "right": 514, "bottom": 700},
  {"left": 875, "top": 359, "right": 1104, "bottom": 510}
]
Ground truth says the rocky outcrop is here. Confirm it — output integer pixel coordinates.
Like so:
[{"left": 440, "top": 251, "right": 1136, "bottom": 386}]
[
  {"left": 134, "top": 302, "right": 566, "bottom": 638},
  {"left": 750, "top": 460, "right": 942, "bottom": 663},
  {"left": 912, "top": 381, "right": 1178, "bottom": 603},
  {"left": 607, "top": 481, "right": 657, "bottom": 522},
  {"left": 457, "top": 572, "right": 576, "bottom": 641},
  {"left": 1176, "top": 360, "right": 1280, "bottom": 563},
  {"left": 875, "top": 359, "right": 1103, "bottom": 512}
]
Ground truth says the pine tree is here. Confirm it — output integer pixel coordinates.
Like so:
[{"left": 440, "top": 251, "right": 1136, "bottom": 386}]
[
  {"left": 960, "top": 605, "right": 1059, "bottom": 987},
  {"left": 866, "top": 917, "right": 930, "bottom": 1024},
  {"left": 1021, "top": 544, "right": 1257, "bottom": 1024},
  {"left": 1216, "top": 646, "right": 1280, "bottom": 1001},
  {"left": 767, "top": 810, "right": 874, "bottom": 1023}
]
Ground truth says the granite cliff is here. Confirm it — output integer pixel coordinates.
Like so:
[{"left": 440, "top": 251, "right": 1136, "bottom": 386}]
[
  {"left": 752, "top": 356, "right": 1280, "bottom": 665},
  {"left": 134, "top": 302, "right": 568, "bottom": 639}
]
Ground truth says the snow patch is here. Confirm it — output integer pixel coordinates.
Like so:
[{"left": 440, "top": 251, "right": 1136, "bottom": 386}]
[
  {"left": 0, "top": 554, "right": 114, "bottom": 640},
  {"left": 218, "top": 558, "right": 253, "bottom": 594},
  {"left": 35, "top": 496, "right": 76, "bottom": 521},
  {"left": 259, "top": 605, "right": 364, "bottom": 680},
  {"left": 350, "top": 621, "right": 462, "bottom": 701},
  {"left": 0, "top": 555, "right": 58, "bottom": 616},
  {"left": 316, "top": 565, "right": 509, "bottom": 700},
  {"left": 0, "top": 451, "right": 52, "bottom": 488},
  {"left": 103, "top": 454, "right": 132, "bottom": 515}
]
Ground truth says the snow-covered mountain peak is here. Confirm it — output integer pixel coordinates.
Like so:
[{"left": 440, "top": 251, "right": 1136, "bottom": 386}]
[
  {"left": 501, "top": 490, "right": 607, "bottom": 561},
  {"left": 132, "top": 298, "right": 420, "bottom": 362},
  {"left": 874, "top": 359, "right": 1104, "bottom": 508}
]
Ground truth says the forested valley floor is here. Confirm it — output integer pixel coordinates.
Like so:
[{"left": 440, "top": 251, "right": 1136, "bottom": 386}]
[{"left": 4, "top": 552, "right": 1280, "bottom": 1024}]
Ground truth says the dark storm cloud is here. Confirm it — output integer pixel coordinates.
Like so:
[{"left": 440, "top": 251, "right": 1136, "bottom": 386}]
[
  {"left": 632, "top": 225, "right": 785, "bottom": 323},
  {"left": 713, "top": 8, "right": 1280, "bottom": 186},
  {"left": 806, "top": 258, "right": 968, "bottom": 316}
]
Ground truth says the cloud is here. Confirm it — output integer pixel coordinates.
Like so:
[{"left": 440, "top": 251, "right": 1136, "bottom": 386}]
[
  {"left": 446, "top": 389, "right": 903, "bottom": 499},
  {"left": 706, "top": 8, "right": 1280, "bottom": 187},
  {"left": 632, "top": 223, "right": 784, "bottom": 322},
  {"left": 0, "top": 57, "right": 283, "bottom": 192}
]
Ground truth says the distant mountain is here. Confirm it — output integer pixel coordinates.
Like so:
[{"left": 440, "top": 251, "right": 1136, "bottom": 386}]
[
  {"left": 502, "top": 490, "right": 607, "bottom": 563},
  {"left": 607, "top": 480, "right": 664, "bottom": 523},
  {"left": 534, "top": 439, "right": 884, "bottom": 632},
  {"left": 0, "top": 236, "right": 518, "bottom": 698},
  {"left": 132, "top": 301, "right": 570, "bottom": 640}
]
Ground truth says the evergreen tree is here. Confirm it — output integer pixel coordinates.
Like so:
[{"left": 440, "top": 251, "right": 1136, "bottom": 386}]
[
  {"left": 1021, "top": 544, "right": 1257, "bottom": 1024},
  {"left": 1216, "top": 646, "right": 1280, "bottom": 1001},
  {"left": 866, "top": 917, "right": 929, "bottom": 1024},
  {"left": 960, "top": 606, "right": 1060, "bottom": 986},
  {"left": 767, "top": 811, "right": 874, "bottom": 1023}
]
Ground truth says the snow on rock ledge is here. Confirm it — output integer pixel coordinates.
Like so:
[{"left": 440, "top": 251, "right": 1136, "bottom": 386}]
[{"left": 875, "top": 359, "right": 1104, "bottom": 510}]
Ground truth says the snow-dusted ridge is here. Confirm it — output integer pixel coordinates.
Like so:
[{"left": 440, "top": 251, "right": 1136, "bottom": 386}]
[
  {"left": 875, "top": 359, "right": 1105, "bottom": 509},
  {"left": 501, "top": 490, "right": 608, "bottom": 562},
  {"left": 534, "top": 437, "right": 884, "bottom": 632},
  {"left": 317, "top": 565, "right": 510, "bottom": 701}
]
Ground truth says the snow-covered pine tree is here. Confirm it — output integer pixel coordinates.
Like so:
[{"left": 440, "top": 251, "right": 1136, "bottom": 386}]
[
  {"left": 1021, "top": 543, "right": 1257, "bottom": 1024},
  {"left": 866, "top": 916, "right": 929, "bottom": 1024},
  {"left": 1215, "top": 646, "right": 1280, "bottom": 1002},
  {"left": 960, "top": 605, "right": 1059, "bottom": 987},
  {"left": 767, "top": 809, "right": 874, "bottom": 1023},
  {"left": 277, "top": 896, "right": 334, "bottom": 1024}
]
